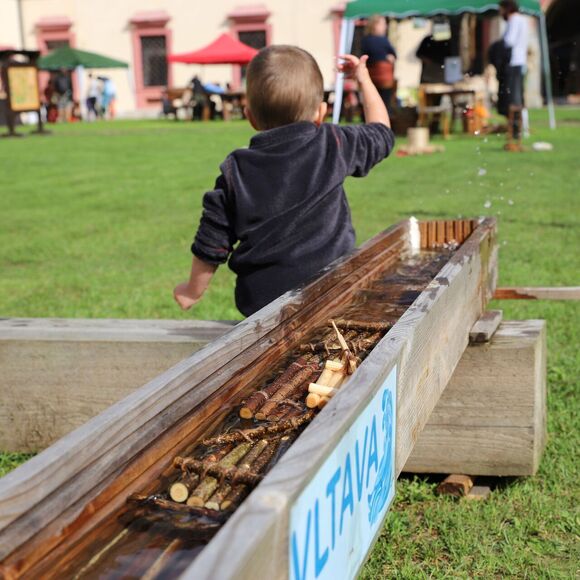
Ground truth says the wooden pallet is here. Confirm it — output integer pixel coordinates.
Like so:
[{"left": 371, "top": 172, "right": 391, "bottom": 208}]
[{"left": 0, "top": 218, "right": 498, "bottom": 579}]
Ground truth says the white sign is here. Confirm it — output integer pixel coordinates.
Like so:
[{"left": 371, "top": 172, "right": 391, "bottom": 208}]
[{"left": 289, "top": 367, "right": 397, "bottom": 580}]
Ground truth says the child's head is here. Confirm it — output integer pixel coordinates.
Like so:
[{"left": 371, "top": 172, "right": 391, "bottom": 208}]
[{"left": 246, "top": 45, "right": 326, "bottom": 131}]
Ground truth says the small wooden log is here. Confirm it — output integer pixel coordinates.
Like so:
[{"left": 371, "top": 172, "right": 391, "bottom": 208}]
[
  {"left": 205, "top": 440, "right": 269, "bottom": 510},
  {"left": 254, "top": 360, "right": 319, "bottom": 420},
  {"left": 469, "top": 310, "right": 503, "bottom": 343},
  {"left": 308, "top": 384, "right": 338, "bottom": 398},
  {"left": 141, "top": 539, "right": 182, "bottom": 580},
  {"left": 239, "top": 357, "right": 310, "bottom": 419},
  {"left": 419, "top": 220, "right": 428, "bottom": 249},
  {"left": 221, "top": 439, "right": 280, "bottom": 511},
  {"left": 169, "top": 482, "right": 190, "bottom": 504},
  {"left": 332, "top": 319, "right": 392, "bottom": 332},
  {"left": 201, "top": 412, "right": 315, "bottom": 447},
  {"left": 465, "top": 485, "right": 491, "bottom": 501},
  {"left": 187, "top": 443, "right": 252, "bottom": 507},
  {"left": 436, "top": 474, "right": 474, "bottom": 497},
  {"left": 493, "top": 286, "right": 580, "bottom": 301}
]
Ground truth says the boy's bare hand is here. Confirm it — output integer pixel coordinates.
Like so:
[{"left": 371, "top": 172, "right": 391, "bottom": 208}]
[
  {"left": 337, "top": 54, "right": 370, "bottom": 84},
  {"left": 173, "top": 282, "right": 200, "bottom": 310}
]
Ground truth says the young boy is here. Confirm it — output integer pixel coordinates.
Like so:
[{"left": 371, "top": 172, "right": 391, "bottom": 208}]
[{"left": 174, "top": 46, "right": 395, "bottom": 317}]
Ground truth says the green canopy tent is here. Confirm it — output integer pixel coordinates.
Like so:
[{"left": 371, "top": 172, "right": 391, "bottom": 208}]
[
  {"left": 38, "top": 47, "right": 129, "bottom": 119},
  {"left": 333, "top": 0, "right": 555, "bottom": 128},
  {"left": 37, "top": 46, "right": 128, "bottom": 71}
]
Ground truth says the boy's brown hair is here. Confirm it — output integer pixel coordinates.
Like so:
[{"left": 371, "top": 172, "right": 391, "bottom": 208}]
[{"left": 246, "top": 45, "right": 324, "bottom": 130}]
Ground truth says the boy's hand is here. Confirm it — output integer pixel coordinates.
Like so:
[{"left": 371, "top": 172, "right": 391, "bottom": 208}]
[
  {"left": 173, "top": 282, "right": 200, "bottom": 310},
  {"left": 337, "top": 54, "right": 370, "bottom": 84}
]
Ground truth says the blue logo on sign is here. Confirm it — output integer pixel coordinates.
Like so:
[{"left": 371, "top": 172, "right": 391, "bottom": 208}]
[{"left": 289, "top": 367, "right": 397, "bottom": 580}]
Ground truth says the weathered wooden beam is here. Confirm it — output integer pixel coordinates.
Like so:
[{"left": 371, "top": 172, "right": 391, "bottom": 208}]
[
  {"left": 0, "top": 219, "right": 410, "bottom": 568},
  {"left": 182, "top": 219, "right": 497, "bottom": 580},
  {"left": 0, "top": 318, "right": 236, "bottom": 452},
  {"left": 0, "top": 219, "right": 498, "bottom": 579},
  {"left": 469, "top": 309, "right": 502, "bottom": 343},
  {"left": 494, "top": 286, "right": 580, "bottom": 300},
  {"left": 405, "top": 320, "right": 547, "bottom": 476}
]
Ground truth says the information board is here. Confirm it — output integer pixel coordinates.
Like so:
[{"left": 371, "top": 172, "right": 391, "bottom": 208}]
[{"left": 7, "top": 66, "right": 40, "bottom": 112}]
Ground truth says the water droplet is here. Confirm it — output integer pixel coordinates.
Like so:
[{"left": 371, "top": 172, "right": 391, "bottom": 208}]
[
  {"left": 500, "top": 196, "right": 504, "bottom": 200},
  {"left": 484, "top": 200, "right": 492, "bottom": 208},
  {"left": 478, "top": 168, "right": 487, "bottom": 176},
  {"left": 508, "top": 199, "right": 514, "bottom": 205}
]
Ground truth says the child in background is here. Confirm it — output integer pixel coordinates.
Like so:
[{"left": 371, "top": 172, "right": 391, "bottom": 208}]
[{"left": 174, "top": 45, "right": 395, "bottom": 317}]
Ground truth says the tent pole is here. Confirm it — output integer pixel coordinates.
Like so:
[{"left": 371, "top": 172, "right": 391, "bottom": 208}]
[
  {"left": 332, "top": 18, "right": 355, "bottom": 124},
  {"left": 539, "top": 13, "right": 556, "bottom": 130}
]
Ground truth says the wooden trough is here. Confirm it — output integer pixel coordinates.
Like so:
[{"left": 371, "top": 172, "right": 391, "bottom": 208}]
[{"left": 0, "top": 218, "right": 498, "bottom": 579}]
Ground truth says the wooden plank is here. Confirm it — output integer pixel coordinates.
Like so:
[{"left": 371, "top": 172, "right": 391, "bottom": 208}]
[
  {"left": 0, "top": 319, "right": 236, "bottom": 452},
  {"left": 469, "top": 309, "right": 502, "bottom": 343},
  {"left": 405, "top": 320, "right": 547, "bottom": 476},
  {"left": 182, "top": 218, "right": 497, "bottom": 580},
  {"left": 0, "top": 220, "right": 408, "bottom": 561},
  {"left": 494, "top": 286, "right": 580, "bottom": 300}
]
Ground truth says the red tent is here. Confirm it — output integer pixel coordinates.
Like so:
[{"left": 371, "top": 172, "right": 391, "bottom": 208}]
[{"left": 168, "top": 33, "right": 258, "bottom": 65}]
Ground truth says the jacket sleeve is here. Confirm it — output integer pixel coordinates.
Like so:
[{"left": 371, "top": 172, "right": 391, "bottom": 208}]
[
  {"left": 336, "top": 123, "right": 396, "bottom": 177},
  {"left": 191, "top": 173, "right": 237, "bottom": 265}
]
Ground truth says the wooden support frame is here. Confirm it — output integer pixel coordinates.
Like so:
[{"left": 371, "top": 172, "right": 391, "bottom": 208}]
[
  {"left": 0, "top": 218, "right": 497, "bottom": 578},
  {"left": 405, "top": 320, "right": 547, "bottom": 476},
  {"left": 0, "top": 319, "right": 237, "bottom": 452},
  {"left": 494, "top": 286, "right": 580, "bottom": 300}
]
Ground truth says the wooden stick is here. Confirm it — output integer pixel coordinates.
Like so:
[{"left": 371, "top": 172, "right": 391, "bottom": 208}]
[
  {"left": 141, "top": 538, "right": 182, "bottom": 580},
  {"left": 174, "top": 458, "right": 263, "bottom": 487},
  {"left": 332, "top": 319, "right": 392, "bottom": 332},
  {"left": 494, "top": 287, "right": 580, "bottom": 301},
  {"left": 419, "top": 221, "right": 428, "bottom": 249},
  {"left": 445, "top": 220, "right": 455, "bottom": 244},
  {"left": 220, "top": 439, "right": 280, "bottom": 511},
  {"left": 71, "top": 528, "right": 129, "bottom": 580},
  {"left": 205, "top": 440, "right": 268, "bottom": 510},
  {"left": 308, "top": 384, "right": 338, "bottom": 398},
  {"left": 187, "top": 443, "right": 252, "bottom": 507},
  {"left": 254, "top": 360, "right": 319, "bottom": 420},
  {"left": 239, "top": 356, "right": 310, "bottom": 419},
  {"left": 201, "top": 412, "right": 315, "bottom": 447}
]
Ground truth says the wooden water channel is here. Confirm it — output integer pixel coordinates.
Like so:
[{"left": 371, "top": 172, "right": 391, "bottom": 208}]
[{"left": 0, "top": 218, "right": 498, "bottom": 579}]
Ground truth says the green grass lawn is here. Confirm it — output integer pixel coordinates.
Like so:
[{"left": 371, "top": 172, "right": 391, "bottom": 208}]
[{"left": 1, "top": 110, "right": 579, "bottom": 577}]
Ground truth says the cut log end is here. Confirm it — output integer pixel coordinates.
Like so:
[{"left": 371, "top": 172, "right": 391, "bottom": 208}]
[
  {"left": 436, "top": 474, "right": 474, "bottom": 497},
  {"left": 306, "top": 393, "right": 321, "bottom": 408},
  {"left": 254, "top": 412, "right": 266, "bottom": 421},
  {"left": 186, "top": 495, "right": 205, "bottom": 508},
  {"left": 239, "top": 407, "right": 253, "bottom": 420},
  {"left": 169, "top": 482, "right": 189, "bottom": 503}
]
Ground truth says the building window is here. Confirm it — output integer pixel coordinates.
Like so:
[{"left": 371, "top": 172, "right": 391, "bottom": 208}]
[
  {"left": 141, "top": 35, "right": 168, "bottom": 87},
  {"left": 130, "top": 11, "right": 172, "bottom": 109},
  {"left": 228, "top": 4, "right": 271, "bottom": 88}
]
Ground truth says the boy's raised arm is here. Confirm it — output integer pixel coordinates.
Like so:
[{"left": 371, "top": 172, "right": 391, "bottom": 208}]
[{"left": 337, "top": 54, "right": 390, "bottom": 127}]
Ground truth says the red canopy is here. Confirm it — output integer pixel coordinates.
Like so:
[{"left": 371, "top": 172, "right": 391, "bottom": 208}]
[{"left": 168, "top": 33, "right": 258, "bottom": 65}]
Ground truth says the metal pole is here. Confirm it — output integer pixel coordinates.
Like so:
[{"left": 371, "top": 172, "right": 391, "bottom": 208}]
[
  {"left": 332, "top": 18, "right": 356, "bottom": 124},
  {"left": 16, "top": 0, "right": 25, "bottom": 49},
  {"left": 539, "top": 13, "right": 556, "bottom": 129}
]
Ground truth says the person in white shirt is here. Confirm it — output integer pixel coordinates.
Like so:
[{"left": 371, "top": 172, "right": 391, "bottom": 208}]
[
  {"left": 499, "top": 0, "right": 529, "bottom": 139},
  {"left": 86, "top": 73, "right": 100, "bottom": 121}
]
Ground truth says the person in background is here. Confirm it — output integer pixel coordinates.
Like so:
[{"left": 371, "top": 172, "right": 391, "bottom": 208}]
[
  {"left": 499, "top": 0, "right": 528, "bottom": 140},
  {"left": 54, "top": 68, "right": 72, "bottom": 122},
  {"left": 416, "top": 33, "right": 451, "bottom": 84},
  {"left": 100, "top": 77, "right": 117, "bottom": 120},
  {"left": 361, "top": 15, "right": 397, "bottom": 113},
  {"left": 86, "top": 73, "right": 99, "bottom": 121}
]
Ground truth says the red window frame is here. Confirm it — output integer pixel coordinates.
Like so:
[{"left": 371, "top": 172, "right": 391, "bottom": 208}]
[
  {"left": 35, "top": 16, "right": 77, "bottom": 99},
  {"left": 228, "top": 5, "right": 272, "bottom": 89},
  {"left": 130, "top": 11, "right": 172, "bottom": 109}
]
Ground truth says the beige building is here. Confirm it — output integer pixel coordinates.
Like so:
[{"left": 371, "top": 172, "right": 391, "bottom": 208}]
[{"left": 0, "top": 0, "right": 543, "bottom": 115}]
